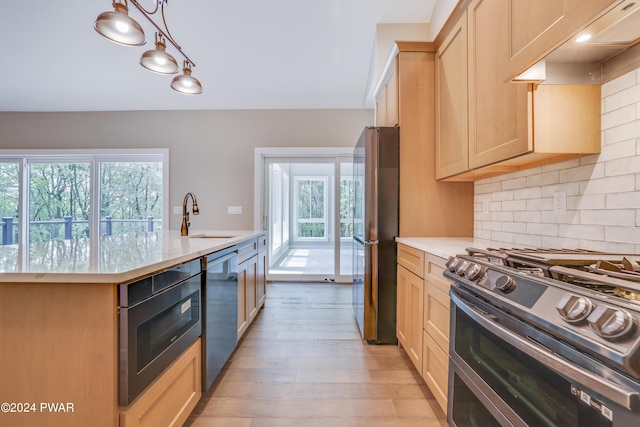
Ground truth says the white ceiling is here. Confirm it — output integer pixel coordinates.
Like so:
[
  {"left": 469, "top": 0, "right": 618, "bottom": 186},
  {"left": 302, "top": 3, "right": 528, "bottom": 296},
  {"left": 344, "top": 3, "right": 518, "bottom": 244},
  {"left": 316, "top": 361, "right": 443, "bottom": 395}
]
[{"left": 0, "top": 0, "right": 441, "bottom": 112}]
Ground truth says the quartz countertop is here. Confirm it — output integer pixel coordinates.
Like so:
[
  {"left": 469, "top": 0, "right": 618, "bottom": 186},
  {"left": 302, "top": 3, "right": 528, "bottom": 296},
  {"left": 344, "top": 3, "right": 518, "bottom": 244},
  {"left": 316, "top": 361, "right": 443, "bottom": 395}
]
[
  {"left": 0, "top": 230, "right": 264, "bottom": 284},
  {"left": 396, "top": 237, "right": 510, "bottom": 259}
]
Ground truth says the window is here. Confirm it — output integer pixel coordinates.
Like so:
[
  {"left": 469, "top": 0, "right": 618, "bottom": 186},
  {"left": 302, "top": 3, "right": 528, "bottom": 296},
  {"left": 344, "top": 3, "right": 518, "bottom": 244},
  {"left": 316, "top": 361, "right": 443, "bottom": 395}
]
[
  {"left": 294, "top": 177, "right": 327, "bottom": 240},
  {"left": 339, "top": 176, "right": 356, "bottom": 239},
  {"left": 0, "top": 150, "right": 168, "bottom": 245}
]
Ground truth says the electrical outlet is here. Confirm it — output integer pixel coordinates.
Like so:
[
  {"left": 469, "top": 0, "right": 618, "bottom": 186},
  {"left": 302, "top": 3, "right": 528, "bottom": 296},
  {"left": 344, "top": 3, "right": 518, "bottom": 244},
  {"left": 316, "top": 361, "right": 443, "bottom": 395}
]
[
  {"left": 553, "top": 191, "right": 567, "bottom": 215},
  {"left": 228, "top": 206, "right": 242, "bottom": 215},
  {"left": 173, "top": 206, "right": 182, "bottom": 215},
  {"left": 482, "top": 199, "right": 490, "bottom": 214}
]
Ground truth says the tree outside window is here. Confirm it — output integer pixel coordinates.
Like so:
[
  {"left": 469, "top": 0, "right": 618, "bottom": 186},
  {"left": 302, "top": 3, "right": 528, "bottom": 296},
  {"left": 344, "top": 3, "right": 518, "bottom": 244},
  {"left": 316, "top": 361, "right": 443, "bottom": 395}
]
[{"left": 295, "top": 177, "right": 326, "bottom": 239}]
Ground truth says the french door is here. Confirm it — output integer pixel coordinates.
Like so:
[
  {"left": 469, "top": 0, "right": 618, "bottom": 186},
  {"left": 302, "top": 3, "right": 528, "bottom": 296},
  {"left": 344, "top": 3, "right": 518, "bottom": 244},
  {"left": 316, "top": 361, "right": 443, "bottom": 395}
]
[{"left": 260, "top": 152, "right": 353, "bottom": 282}]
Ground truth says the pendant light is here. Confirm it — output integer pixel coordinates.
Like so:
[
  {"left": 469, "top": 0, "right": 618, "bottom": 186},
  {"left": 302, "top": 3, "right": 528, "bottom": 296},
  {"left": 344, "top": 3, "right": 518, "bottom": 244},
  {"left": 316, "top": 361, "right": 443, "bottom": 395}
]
[
  {"left": 171, "top": 61, "right": 203, "bottom": 95},
  {"left": 94, "top": 1, "right": 146, "bottom": 46},
  {"left": 94, "top": 0, "right": 202, "bottom": 94},
  {"left": 140, "top": 33, "right": 179, "bottom": 74}
]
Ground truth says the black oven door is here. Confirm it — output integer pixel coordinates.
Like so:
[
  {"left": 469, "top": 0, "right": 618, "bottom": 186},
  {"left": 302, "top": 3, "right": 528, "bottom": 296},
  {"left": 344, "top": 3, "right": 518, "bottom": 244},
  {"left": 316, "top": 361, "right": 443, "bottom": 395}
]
[
  {"left": 119, "top": 274, "right": 201, "bottom": 405},
  {"left": 448, "top": 287, "right": 640, "bottom": 427}
]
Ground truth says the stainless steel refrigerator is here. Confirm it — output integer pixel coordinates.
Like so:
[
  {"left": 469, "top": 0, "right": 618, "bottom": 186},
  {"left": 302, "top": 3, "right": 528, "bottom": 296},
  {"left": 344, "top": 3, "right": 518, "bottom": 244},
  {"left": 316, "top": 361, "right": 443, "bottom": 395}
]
[{"left": 352, "top": 126, "right": 399, "bottom": 344}]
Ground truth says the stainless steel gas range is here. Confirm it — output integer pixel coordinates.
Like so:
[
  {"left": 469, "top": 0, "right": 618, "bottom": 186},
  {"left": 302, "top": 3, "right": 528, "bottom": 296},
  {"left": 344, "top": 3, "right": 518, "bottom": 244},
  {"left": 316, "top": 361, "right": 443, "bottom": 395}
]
[{"left": 444, "top": 247, "right": 640, "bottom": 427}]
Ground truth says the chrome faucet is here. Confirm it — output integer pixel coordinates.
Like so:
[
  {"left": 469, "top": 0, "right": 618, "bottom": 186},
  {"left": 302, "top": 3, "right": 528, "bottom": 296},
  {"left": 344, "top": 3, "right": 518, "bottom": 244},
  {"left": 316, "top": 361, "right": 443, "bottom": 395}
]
[{"left": 181, "top": 192, "right": 199, "bottom": 236}]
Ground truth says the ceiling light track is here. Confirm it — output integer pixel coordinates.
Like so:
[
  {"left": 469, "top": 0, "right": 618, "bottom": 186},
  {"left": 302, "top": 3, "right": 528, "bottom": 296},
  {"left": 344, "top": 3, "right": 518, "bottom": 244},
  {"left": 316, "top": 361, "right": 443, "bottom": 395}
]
[{"left": 94, "top": 0, "right": 202, "bottom": 95}]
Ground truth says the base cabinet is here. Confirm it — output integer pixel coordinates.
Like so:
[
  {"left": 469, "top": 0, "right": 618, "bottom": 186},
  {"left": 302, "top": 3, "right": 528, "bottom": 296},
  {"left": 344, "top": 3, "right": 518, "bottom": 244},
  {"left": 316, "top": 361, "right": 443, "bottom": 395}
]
[
  {"left": 237, "top": 235, "right": 267, "bottom": 340},
  {"left": 423, "top": 331, "right": 449, "bottom": 412},
  {"left": 120, "top": 339, "right": 201, "bottom": 427},
  {"left": 257, "top": 235, "right": 266, "bottom": 308}
]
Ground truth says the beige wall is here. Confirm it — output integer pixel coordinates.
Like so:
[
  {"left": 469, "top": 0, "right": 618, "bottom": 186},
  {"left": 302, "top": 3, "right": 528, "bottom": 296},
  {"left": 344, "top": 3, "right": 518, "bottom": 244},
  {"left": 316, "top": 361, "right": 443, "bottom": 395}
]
[{"left": 0, "top": 109, "right": 373, "bottom": 231}]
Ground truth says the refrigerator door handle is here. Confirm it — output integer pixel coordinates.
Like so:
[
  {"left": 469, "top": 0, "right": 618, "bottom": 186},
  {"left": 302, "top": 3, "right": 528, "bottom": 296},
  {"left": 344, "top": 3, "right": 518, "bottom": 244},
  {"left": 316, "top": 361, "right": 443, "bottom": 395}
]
[{"left": 353, "top": 235, "right": 378, "bottom": 245}]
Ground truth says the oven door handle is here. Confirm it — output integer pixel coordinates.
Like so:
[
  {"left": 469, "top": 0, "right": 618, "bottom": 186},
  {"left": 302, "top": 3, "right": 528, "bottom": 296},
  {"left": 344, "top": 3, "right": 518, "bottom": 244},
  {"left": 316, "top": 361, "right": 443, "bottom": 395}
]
[{"left": 451, "top": 290, "right": 640, "bottom": 411}]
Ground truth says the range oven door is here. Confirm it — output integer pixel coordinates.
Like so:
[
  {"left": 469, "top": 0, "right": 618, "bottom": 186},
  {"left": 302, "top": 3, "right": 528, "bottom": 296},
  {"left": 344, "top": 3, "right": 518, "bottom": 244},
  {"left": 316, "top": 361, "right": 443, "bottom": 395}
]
[
  {"left": 448, "top": 287, "right": 640, "bottom": 427},
  {"left": 119, "top": 274, "right": 201, "bottom": 405}
]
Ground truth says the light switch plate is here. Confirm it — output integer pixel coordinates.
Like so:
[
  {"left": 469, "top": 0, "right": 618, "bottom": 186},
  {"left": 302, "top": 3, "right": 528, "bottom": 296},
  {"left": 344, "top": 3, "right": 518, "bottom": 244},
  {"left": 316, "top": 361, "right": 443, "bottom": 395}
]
[
  {"left": 553, "top": 191, "right": 567, "bottom": 215},
  {"left": 173, "top": 206, "right": 182, "bottom": 215},
  {"left": 228, "top": 206, "right": 242, "bottom": 215}
]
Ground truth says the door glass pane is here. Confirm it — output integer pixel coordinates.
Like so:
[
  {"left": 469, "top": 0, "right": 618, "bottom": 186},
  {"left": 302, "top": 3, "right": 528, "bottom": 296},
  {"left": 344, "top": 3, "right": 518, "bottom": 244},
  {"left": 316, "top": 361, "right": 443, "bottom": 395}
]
[
  {"left": 100, "top": 162, "right": 163, "bottom": 236},
  {"left": 0, "top": 162, "right": 19, "bottom": 245},
  {"left": 28, "top": 162, "right": 90, "bottom": 242},
  {"left": 339, "top": 161, "right": 354, "bottom": 276}
]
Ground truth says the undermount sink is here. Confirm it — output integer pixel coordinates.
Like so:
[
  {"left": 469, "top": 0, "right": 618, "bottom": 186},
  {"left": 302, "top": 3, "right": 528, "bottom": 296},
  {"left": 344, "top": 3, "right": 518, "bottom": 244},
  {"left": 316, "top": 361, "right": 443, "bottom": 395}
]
[{"left": 188, "top": 233, "right": 237, "bottom": 239}]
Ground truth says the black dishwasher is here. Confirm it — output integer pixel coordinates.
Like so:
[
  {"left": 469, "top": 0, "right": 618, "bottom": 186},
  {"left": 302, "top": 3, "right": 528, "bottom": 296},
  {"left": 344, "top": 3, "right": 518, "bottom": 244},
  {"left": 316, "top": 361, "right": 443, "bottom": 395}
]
[{"left": 202, "top": 246, "right": 239, "bottom": 391}]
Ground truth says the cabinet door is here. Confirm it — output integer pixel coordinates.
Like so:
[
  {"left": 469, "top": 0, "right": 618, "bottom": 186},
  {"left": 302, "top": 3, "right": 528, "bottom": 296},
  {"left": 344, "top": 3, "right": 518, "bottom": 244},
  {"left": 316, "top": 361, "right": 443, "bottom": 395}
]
[
  {"left": 246, "top": 256, "right": 258, "bottom": 323},
  {"left": 423, "top": 331, "right": 448, "bottom": 413},
  {"left": 257, "top": 240, "right": 266, "bottom": 309},
  {"left": 396, "top": 265, "right": 410, "bottom": 348},
  {"left": 507, "top": 0, "right": 618, "bottom": 79},
  {"left": 435, "top": 11, "right": 469, "bottom": 179},
  {"left": 386, "top": 60, "right": 399, "bottom": 127},
  {"left": 237, "top": 259, "right": 248, "bottom": 338},
  {"left": 468, "top": 0, "right": 530, "bottom": 170}
]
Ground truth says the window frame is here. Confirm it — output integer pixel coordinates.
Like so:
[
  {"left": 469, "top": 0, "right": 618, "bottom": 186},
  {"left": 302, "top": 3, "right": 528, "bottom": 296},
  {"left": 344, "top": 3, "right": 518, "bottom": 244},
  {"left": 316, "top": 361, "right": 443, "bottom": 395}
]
[{"left": 0, "top": 149, "right": 169, "bottom": 245}]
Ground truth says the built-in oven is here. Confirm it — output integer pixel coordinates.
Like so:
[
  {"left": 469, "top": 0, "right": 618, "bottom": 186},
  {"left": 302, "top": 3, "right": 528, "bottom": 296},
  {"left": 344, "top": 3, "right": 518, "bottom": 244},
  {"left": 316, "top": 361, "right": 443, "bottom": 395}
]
[
  {"left": 448, "top": 284, "right": 640, "bottom": 427},
  {"left": 118, "top": 258, "right": 202, "bottom": 405}
]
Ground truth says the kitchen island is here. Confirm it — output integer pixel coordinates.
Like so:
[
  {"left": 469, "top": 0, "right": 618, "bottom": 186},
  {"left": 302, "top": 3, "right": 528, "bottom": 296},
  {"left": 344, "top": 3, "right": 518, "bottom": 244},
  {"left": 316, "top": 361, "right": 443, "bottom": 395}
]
[{"left": 0, "top": 230, "right": 265, "bottom": 427}]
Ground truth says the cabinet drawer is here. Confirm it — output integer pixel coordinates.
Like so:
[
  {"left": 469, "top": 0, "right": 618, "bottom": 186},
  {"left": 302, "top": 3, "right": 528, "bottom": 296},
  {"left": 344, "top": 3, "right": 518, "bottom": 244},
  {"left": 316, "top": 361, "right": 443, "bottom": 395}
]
[
  {"left": 397, "top": 244, "right": 424, "bottom": 278},
  {"left": 424, "top": 254, "right": 449, "bottom": 287},
  {"left": 238, "top": 238, "right": 258, "bottom": 264},
  {"left": 423, "top": 331, "right": 448, "bottom": 413},
  {"left": 120, "top": 339, "right": 201, "bottom": 427}
]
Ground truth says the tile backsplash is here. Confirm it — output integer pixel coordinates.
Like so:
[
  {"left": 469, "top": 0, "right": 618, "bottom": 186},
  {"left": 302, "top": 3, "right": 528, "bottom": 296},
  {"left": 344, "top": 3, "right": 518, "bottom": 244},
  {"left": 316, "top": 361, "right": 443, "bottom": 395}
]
[{"left": 474, "top": 68, "right": 640, "bottom": 253}]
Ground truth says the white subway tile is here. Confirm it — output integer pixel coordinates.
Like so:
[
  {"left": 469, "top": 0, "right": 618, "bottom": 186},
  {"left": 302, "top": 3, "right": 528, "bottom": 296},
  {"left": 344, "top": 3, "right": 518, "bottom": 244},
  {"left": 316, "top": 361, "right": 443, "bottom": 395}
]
[
  {"left": 637, "top": 209, "right": 640, "bottom": 226},
  {"left": 484, "top": 221, "right": 502, "bottom": 231},
  {"left": 474, "top": 229, "right": 492, "bottom": 240},
  {"left": 606, "top": 191, "right": 640, "bottom": 209},
  {"left": 603, "top": 82, "right": 640, "bottom": 112},
  {"left": 603, "top": 118, "right": 640, "bottom": 145},
  {"left": 602, "top": 104, "right": 636, "bottom": 130},
  {"left": 558, "top": 163, "right": 605, "bottom": 183},
  {"left": 580, "top": 209, "right": 636, "bottom": 226},
  {"left": 502, "top": 200, "right": 527, "bottom": 211},
  {"left": 492, "top": 211, "right": 514, "bottom": 222},
  {"left": 571, "top": 194, "right": 606, "bottom": 210},
  {"left": 514, "top": 211, "right": 542, "bottom": 223},
  {"left": 514, "top": 187, "right": 542, "bottom": 200},
  {"left": 580, "top": 175, "right": 636, "bottom": 194},
  {"left": 491, "top": 172, "right": 516, "bottom": 183},
  {"left": 559, "top": 224, "right": 605, "bottom": 241},
  {"left": 527, "top": 171, "right": 559, "bottom": 187},
  {"left": 489, "top": 201, "right": 502, "bottom": 212},
  {"left": 604, "top": 155, "right": 640, "bottom": 176},
  {"left": 605, "top": 225, "right": 640, "bottom": 244},
  {"left": 527, "top": 198, "right": 553, "bottom": 211},
  {"left": 542, "top": 158, "right": 581, "bottom": 172},
  {"left": 491, "top": 231, "right": 514, "bottom": 243},
  {"left": 502, "top": 222, "right": 527, "bottom": 233},
  {"left": 501, "top": 177, "right": 527, "bottom": 190},
  {"left": 512, "top": 233, "right": 541, "bottom": 247},
  {"left": 541, "top": 211, "right": 579, "bottom": 224},
  {"left": 579, "top": 239, "right": 636, "bottom": 253},
  {"left": 491, "top": 190, "right": 514, "bottom": 202},
  {"left": 475, "top": 212, "right": 491, "bottom": 221},
  {"left": 580, "top": 154, "right": 600, "bottom": 166},
  {"left": 596, "top": 139, "right": 636, "bottom": 162},
  {"left": 602, "top": 69, "right": 637, "bottom": 98},
  {"left": 527, "top": 222, "right": 558, "bottom": 236}
]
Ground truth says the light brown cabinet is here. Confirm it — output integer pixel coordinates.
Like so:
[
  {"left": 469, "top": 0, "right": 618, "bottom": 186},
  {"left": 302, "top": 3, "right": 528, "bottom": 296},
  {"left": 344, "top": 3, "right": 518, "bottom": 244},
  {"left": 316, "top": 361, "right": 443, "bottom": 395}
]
[
  {"left": 507, "top": 0, "right": 619, "bottom": 80},
  {"left": 435, "top": 0, "right": 601, "bottom": 181},
  {"left": 237, "top": 238, "right": 258, "bottom": 339},
  {"left": 257, "top": 235, "right": 267, "bottom": 309},
  {"left": 376, "top": 60, "right": 398, "bottom": 126},
  {"left": 375, "top": 41, "right": 474, "bottom": 236},
  {"left": 435, "top": 11, "right": 469, "bottom": 179},
  {"left": 397, "top": 244, "right": 425, "bottom": 374},
  {"left": 397, "top": 244, "right": 451, "bottom": 414}
]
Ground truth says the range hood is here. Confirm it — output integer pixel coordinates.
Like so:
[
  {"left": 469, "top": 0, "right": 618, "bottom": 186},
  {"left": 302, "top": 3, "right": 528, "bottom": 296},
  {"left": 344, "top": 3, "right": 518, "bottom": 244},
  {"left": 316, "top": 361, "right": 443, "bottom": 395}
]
[{"left": 516, "top": 0, "right": 640, "bottom": 84}]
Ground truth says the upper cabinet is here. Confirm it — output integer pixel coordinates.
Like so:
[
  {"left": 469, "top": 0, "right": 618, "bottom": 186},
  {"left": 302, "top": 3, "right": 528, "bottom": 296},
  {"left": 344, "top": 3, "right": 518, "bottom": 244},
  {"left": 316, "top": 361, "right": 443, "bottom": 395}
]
[
  {"left": 374, "top": 41, "right": 474, "bottom": 237},
  {"left": 507, "top": 0, "right": 619, "bottom": 80},
  {"left": 435, "top": 0, "right": 602, "bottom": 181},
  {"left": 435, "top": 12, "right": 469, "bottom": 179}
]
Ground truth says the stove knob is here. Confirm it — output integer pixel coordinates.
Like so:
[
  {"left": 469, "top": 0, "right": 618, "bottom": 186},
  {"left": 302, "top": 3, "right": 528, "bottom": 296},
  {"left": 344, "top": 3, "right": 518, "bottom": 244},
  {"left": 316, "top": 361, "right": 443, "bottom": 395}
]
[
  {"left": 587, "top": 305, "right": 636, "bottom": 340},
  {"left": 495, "top": 275, "right": 515, "bottom": 292},
  {"left": 555, "top": 293, "right": 593, "bottom": 323},
  {"left": 455, "top": 260, "right": 470, "bottom": 276},
  {"left": 445, "top": 256, "right": 460, "bottom": 272},
  {"left": 465, "top": 263, "right": 484, "bottom": 281}
]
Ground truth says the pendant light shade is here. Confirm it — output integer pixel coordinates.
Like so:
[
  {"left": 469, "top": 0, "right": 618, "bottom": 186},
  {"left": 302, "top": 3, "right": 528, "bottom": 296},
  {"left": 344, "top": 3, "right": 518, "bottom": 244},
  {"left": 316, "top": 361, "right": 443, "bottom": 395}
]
[
  {"left": 140, "top": 33, "right": 179, "bottom": 74},
  {"left": 171, "top": 62, "right": 203, "bottom": 95},
  {"left": 94, "top": 2, "right": 146, "bottom": 46}
]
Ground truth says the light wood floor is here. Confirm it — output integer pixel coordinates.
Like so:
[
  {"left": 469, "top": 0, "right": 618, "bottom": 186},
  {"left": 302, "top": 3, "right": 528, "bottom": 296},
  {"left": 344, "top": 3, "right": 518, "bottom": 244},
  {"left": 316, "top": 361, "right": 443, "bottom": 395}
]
[{"left": 185, "top": 282, "right": 447, "bottom": 427}]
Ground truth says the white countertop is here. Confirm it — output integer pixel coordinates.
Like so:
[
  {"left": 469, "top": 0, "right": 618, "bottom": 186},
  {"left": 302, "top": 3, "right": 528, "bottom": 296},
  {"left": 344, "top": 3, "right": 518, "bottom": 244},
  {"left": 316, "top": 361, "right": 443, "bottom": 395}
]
[
  {"left": 0, "top": 230, "right": 264, "bottom": 284},
  {"left": 396, "top": 237, "right": 510, "bottom": 259}
]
